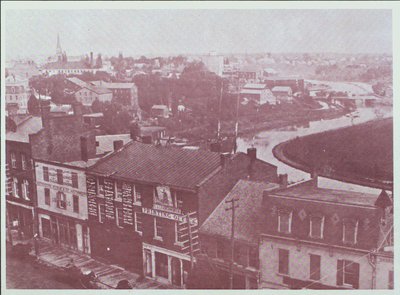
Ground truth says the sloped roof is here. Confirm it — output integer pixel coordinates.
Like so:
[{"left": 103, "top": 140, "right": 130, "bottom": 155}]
[
  {"left": 200, "top": 180, "right": 280, "bottom": 243},
  {"left": 89, "top": 141, "right": 222, "bottom": 190},
  {"left": 95, "top": 134, "right": 132, "bottom": 155},
  {"left": 67, "top": 77, "right": 88, "bottom": 88},
  {"left": 6, "top": 116, "right": 43, "bottom": 143}
]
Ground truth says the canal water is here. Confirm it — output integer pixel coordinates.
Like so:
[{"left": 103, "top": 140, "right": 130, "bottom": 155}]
[{"left": 237, "top": 106, "right": 392, "bottom": 195}]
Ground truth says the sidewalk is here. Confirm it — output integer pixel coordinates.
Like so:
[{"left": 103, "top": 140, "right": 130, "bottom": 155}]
[{"left": 11, "top": 236, "right": 173, "bottom": 289}]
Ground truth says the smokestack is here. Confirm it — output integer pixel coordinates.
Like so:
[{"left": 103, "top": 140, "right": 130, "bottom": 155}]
[
  {"left": 220, "top": 153, "right": 229, "bottom": 168},
  {"left": 90, "top": 52, "right": 94, "bottom": 67},
  {"left": 279, "top": 174, "right": 288, "bottom": 188},
  {"left": 247, "top": 147, "right": 257, "bottom": 162},
  {"left": 80, "top": 136, "right": 88, "bottom": 162},
  {"left": 113, "top": 140, "right": 124, "bottom": 151}
]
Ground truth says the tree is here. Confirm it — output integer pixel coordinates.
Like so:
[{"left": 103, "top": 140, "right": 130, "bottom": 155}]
[
  {"left": 27, "top": 94, "right": 41, "bottom": 115},
  {"left": 186, "top": 254, "right": 223, "bottom": 289}
]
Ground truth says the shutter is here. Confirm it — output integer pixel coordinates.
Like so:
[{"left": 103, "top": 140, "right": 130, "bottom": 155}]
[
  {"left": 352, "top": 262, "right": 360, "bottom": 289},
  {"left": 337, "top": 260, "right": 344, "bottom": 286}
]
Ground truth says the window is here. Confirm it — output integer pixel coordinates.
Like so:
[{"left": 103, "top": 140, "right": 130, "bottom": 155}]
[
  {"left": 278, "top": 210, "right": 292, "bottom": 234},
  {"left": 337, "top": 260, "right": 359, "bottom": 289},
  {"left": 44, "top": 188, "right": 51, "bottom": 205},
  {"left": 12, "top": 177, "right": 19, "bottom": 197},
  {"left": 234, "top": 244, "right": 247, "bottom": 266},
  {"left": 98, "top": 204, "right": 105, "bottom": 223},
  {"left": 11, "top": 152, "right": 16, "bottom": 168},
  {"left": 57, "top": 192, "right": 67, "bottom": 209},
  {"left": 21, "top": 153, "right": 27, "bottom": 170},
  {"left": 278, "top": 249, "right": 289, "bottom": 275},
  {"left": 56, "top": 169, "right": 63, "bottom": 185},
  {"left": 22, "top": 179, "right": 30, "bottom": 200},
  {"left": 389, "top": 271, "right": 394, "bottom": 289},
  {"left": 116, "top": 208, "right": 123, "bottom": 227},
  {"left": 154, "top": 218, "right": 163, "bottom": 240},
  {"left": 97, "top": 177, "right": 105, "bottom": 197},
  {"left": 249, "top": 247, "right": 259, "bottom": 268},
  {"left": 134, "top": 185, "right": 142, "bottom": 205},
  {"left": 43, "top": 166, "right": 49, "bottom": 181},
  {"left": 343, "top": 220, "right": 358, "bottom": 244},
  {"left": 71, "top": 172, "right": 78, "bottom": 188},
  {"left": 310, "top": 254, "right": 321, "bottom": 280},
  {"left": 310, "top": 216, "right": 324, "bottom": 239},
  {"left": 135, "top": 212, "right": 143, "bottom": 234},
  {"left": 217, "top": 240, "right": 225, "bottom": 259},
  {"left": 175, "top": 193, "right": 183, "bottom": 210},
  {"left": 115, "top": 181, "right": 123, "bottom": 201},
  {"left": 73, "top": 195, "right": 79, "bottom": 213}
]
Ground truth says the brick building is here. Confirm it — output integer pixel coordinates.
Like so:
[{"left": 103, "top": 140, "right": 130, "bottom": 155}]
[
  {"left": 31, "top": 102, "right": 100, "bottom": 253},
  {"left": 6, "top": 116, "right": 43, "bottom": 241},
  {"left": 259, "top": 179, "right": 393, "bottom": 289},
  {"left": 86, "top": 143, "right": 278, "bottom": 287},
  {"left": 199, "top": 180, "right": 280, "bottom": 289}
]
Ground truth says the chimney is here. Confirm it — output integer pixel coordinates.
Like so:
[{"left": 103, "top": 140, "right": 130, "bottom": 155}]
[
  {"left": 210, "top": 142, "right": 221, "bottom": 153},
  {"left": 40, "top": 100, "right": 51, "bottom": 128},
  {"left": 247, "top": 147, "right": 257, "bottom": 162},
  {"left": 90, "top": 52, "right": 94, "bottom": 67},
  {"left": 113, "top": 140, "right": 124, "bottom": 151},
  {"left": 130, "top": 122, "right": 140, "bottom": 140},
  {"left": 220, "top": 153, "right": 229, "bottom": 168},
  {"left": 72, "top": 102, "right": 83, "bottom": 117},
  {"left": 141, "top": 136, "right": 152, "bottom": 144},
  {"left": 80, "top": 136, "right": 88, "bottom": 162},
  {"left": 310, "top": 170, "right": 318, "bottom": 187},
  {"left": 279, "top": 174, "right": 288, "bottom": 188}
]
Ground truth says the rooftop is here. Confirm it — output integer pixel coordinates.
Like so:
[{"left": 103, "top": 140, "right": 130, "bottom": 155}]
[
  {"left": 200, "top": 180, "right": 280, "bottom": 243},
  {"left": 95, "top": 134, "right": 132, "bottom": 155},
  {"left": 83, "top": 113, "right": 104, "bottom": 118},
  {"left": 43, "top": 61, "right": 91, "bottom": 70},
  {"left": 91, "top": 81, "right": 136, "bottom": 89},
  {"left": 6, "top": 116, "right": 43, "bottom": 143},
  {"left": 240, "top": 89, "right": 264, "bottom": 95},
  {"left": 151, "top": 105, "right": 169, "bottom": 110},
  {"left": 272, "top": 86, "right": 292, "bottom": 92},
  {"left": 243, "top": 83, "right": 267, "bottom": 89},
  {"left": 271, "top": 180, "right": 379, "bottom": 207},
  {"left": 89, "top": 141, "right": 222, "bottom": 190}
]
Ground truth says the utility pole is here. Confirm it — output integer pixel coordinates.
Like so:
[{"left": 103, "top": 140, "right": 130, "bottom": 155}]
[
  {"left": 233, "top": 73, "right": 240, "bottom": 153},
  {"left": 225, "top": 198, "right": 239, "bottom": 289},
  {"left": 217, "top": 79, "right": 223, "bottom": 140},
  {"left": 187, "top": 213, "right": 194, "bottom": 270}
]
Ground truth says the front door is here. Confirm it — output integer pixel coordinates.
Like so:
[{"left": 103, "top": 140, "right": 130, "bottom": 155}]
[
  {"left": 171, "top": 258, "right": 181, "bottom": 286},
  {"left": 145, "top": 250, "right": 152, "bottom": 276}
]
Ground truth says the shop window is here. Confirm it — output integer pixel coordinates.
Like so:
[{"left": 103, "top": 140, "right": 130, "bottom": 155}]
[
  {"left": 155, "top": 252, "right": 168, "bottom": 279},
  {"left": 342, "top": 220, "right": 358, "bottom": 245},
  {"left": 249, "top": 246, "right": 259, "bottom": 268},
  {"left": 116, "top": 207, "right": 123, "bottom": 228},
  {"left": 57, "top": 192, "right": 67, "bottom": 209},
  {"left": 154, "top": 218, "right": 164, "bottom": 240},
  {"left": 337, "top": 259, "right": 359, "bottom": 289},
  {"left": 11, "top": 152, "right": 17, "bottom": 168},
  {"left": 21, "top": 153, "right": 27, "bottom": 170},
  {"left": 278, "top": 210, "right": 292, "bottom": 234},
  {"left": 310, "top": 254, "right": 321, "bottom": 280},
  {"left": 278, "top": 249, "right": 289, "bottom": 275},
  {"left": 56, "top": 169, "right": 63, "bottom": 185},
  {"left": 71, "top": 172, "right": 78, "bottom": 188},
  {"left": 73, "top": 195, "right": 79, "bottom": 213},
  {"left": 389, "top": 270, "right": 394, "bottom": 289},
  {"left": 98, "top": 204, "right": 105, "bottom": 223},
  {"left": 310, "top": 216, "right": 324, "bottom": 239},
  {"left": 44, "top": 188, "right": 51, "bottom": 205},
  {"left": 135, "top": 212, "right": 143, "bottom": 234},
  {"left": 43, "top": 166, "right": 49, "bottom": 181}
]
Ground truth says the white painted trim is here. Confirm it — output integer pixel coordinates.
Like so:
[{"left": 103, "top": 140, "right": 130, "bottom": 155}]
[{"left": 143, "top": 242, "right": 191, "bottom": 261}]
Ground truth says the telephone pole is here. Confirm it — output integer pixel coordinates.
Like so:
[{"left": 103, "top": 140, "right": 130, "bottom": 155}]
[
  {"left": 187, "top": 213, "right": 194, "bottom": 270},
  {"left": 225, "top": 198, "right": 239, "bottom": 289}
]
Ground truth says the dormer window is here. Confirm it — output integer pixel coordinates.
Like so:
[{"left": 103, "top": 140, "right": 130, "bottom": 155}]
[
  {"left": 278, "top": 210, "right": 292, "bottom": 234},
  {"left": 342, "top": 219, "right": 358, "bottom": 245},
  {"left": 309, "top": 215, "right": 325, "bottom": 239}
]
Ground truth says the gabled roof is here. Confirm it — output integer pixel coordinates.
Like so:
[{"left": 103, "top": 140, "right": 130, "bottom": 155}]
[
  {"left": 88, "top": 141, "right": 222, "bottom": 190},
  {"left": 6, "top": 116, "right": 43, "bottom": 143},
  {"left": 200, "top": 180, "right": 280, "bottom": 243}
]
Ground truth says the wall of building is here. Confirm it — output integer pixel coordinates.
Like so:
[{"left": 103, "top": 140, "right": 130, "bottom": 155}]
[
  {"left": 375, "top": 255, "right": 394, "bottom": 289},
  {"left": 259, "top": 236, "right": 375, "bottom": 289}
]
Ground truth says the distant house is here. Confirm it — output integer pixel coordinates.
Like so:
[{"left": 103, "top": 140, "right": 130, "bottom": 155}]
[
  {"left": 265, "top": 77, "right": 305, "bottom": 94},
  {"left": 67, "top": 77, "right": 113, "bottom": 106},
  {"left": 240, "top": 83, "right": 277, "bottom": 105},
  {"left": 83, "top": 113, "right": 104, "bottom": 127},
  {"left": 151, "top": 105, "right": 170, "bottom": 118},
  {"left": 5, "top": 75, "right": 30, "bottom": 115},
  {"left": 238, "top": 65, "right": 263, "bottom": 83},
  {"left": 271, "top": 86, "right": 293, "bottom": 103}
]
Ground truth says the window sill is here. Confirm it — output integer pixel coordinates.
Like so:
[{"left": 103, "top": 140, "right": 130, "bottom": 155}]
[
  {"left": 276, "top": 272, "right": 290, "bottom": 277},
  {"left": 133, "top": 202, "right": 142, "bottom": 207},
  {"left": 245, "top": 266, "right": 259, "bottom": 272},
  {"left": 153, "top": 236, "right": 163, "bottom": 242},
  {"left": 135, "top": 231, "right": 143, "bottom": 236}
]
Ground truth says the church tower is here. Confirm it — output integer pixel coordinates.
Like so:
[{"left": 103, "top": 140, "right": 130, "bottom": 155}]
[{"left": 56, "top": 33, "right": 63, "bottom": 62}]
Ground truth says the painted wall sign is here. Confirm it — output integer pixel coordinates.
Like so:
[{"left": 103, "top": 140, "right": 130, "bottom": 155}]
[
  {"left": 155, "top": 186, "right": 173, "bottom": 207},
  {"left": 153, "top": 203, "right": 182, "bottom": 214},
  {"left": 142, "top": 207, "right": 184, "bottom": 222},
  {"left": 37, "top": 181, "right": 85, "bottom": 197},
  {"left": 122, "top": 182, "right": 133, "bottom": 225},
  {"left": 104, "top": 178, "right": 115, "bottom": 220},
  {"left": 86, "top": 176, "right": 98, "bottom": 217}
]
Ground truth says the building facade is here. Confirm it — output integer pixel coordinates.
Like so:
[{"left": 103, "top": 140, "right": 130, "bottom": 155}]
[
  {"left": 5, "top": 76, "right": 30, "bottom": 115},
  {"left": 86, "top": 143, "right": 278, "bottom": 287},
  {"left": 259, "top": 179, "right": 394, "bottom": 290},
  {"left": 240, "top": 83, "right": 277, "bottom": 105}
]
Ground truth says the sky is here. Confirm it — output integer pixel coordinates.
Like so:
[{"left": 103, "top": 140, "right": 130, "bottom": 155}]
[{"left": 5, "top": 9, "right": 392, "bottom": 60}]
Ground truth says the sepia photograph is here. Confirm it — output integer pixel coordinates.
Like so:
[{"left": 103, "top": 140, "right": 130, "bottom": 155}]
[{"left": 1, "top": 2, "right": 395, "bottom": 292}]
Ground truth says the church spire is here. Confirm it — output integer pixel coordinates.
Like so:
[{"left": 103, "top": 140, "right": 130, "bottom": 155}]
[{"left": 56, "top": 33, "right": 63, "bottom": 61}]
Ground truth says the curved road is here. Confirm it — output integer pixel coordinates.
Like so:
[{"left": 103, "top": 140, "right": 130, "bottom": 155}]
[{"left": 237, "top": 106, "right": 392, "bottom": 194}]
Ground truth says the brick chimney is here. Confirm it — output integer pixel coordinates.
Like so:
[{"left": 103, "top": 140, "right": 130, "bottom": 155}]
[
  {"left": 279, "top": 174, "right": 288, "bottom": 188},
  {"left": 72, "top": 102, "right": 83, "bottom": 117},
  {"left": 210, "top": 141, "right": 221, "bottom": 153},
  {"left": 130, "top": 122, "right": 140, "bottom": 141},
  {"left": 80, "top": 136, "right": 88, "bottom": 162},
  {"left": 247, "top": 147, "right": 257, "bottom": 162},
  {"left": 220, "top": 153, "right": 230, "bottom": 168},
  {"left": 40, "top": 100, "right": 51, "bottom": 128},
  {"left": 310, "top": 170, "right": 318, "bottom": 187},
  {"left": 113, "top": 140, "right": 124, "bottom": 151}
]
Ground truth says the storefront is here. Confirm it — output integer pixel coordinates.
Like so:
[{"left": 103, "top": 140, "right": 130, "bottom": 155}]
[
  {"left": 6, "top": 201, "right": 35, "bottom": 240},
  {"left": 143, "top": 243, "right": 191, "bottom": 287},
  {"left": 38, "top": 212, "right": 90, "bottom": 254}
]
